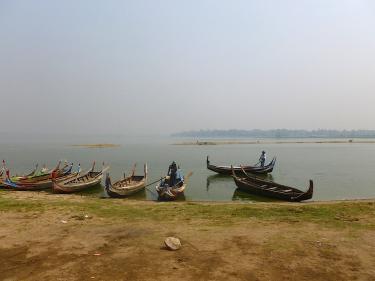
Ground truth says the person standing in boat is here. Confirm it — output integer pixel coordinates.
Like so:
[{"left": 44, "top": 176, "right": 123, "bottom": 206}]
[
  {"left": 167, "top": 161, "right": 178, "bottom": 186},
  {"left": 259, "top": 151, "right": 266, "bottom": 167}
]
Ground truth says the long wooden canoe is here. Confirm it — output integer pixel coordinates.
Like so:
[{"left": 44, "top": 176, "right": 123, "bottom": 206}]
[
  {"left": 2, "top": 172, "right": 78, "bottom": 191},
  {"left": 105, "top": 164, "right": 147, "bottom": 198},
  {"left": 0, "top": 163, "right": 74, "bottom": 190},
  {"left": 232, "top": 167, "right": 313, "bottom": 202},
  {"left": 11, "top": 161, "right": 64, "bottom": 182},
  {"left": 52, "top": 163, "right": 109, "bottom": 194},
  {"left": 207, "top": 156, "right": 276, "bottom": 175},
  {"left": 1, "top": 162, "right": 41, "bottom": 183}
]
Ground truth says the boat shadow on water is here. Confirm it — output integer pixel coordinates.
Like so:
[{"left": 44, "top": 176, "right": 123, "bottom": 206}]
[
  {"left": 206, "top": 174, "right": 276, "bottom": 202},
  {"left": 232, "top": 188, "right": 280, "bottom": 202},
  {"left": 102, "top": 187, "right": 147, "bottom": 200},
  {"left": 206, "top": 174, "right": 274, "bottom": 190},
  {"left": 206, "top": 174, "right": 233, "bottom": 191},
  {"left": 157, "top": 193, "right": 186, "bottom": 202}
]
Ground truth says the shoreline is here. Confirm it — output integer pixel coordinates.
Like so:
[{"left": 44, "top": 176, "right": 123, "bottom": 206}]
[
  {"left": 1, "top": 189, "right": 374, "bottom": 205},
  {"left": 70, "top": 143, "right": 120, "bottom": 148},
  {"left": 172, "top": 140, "right": 375, "bottom": 145}
]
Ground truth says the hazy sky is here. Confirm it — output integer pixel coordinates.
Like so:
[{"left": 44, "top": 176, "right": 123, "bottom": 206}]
[{"left": 1, "top": 0, "right": 375, "bottom": 135}]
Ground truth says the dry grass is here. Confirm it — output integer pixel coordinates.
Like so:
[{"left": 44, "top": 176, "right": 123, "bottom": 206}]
[{"left": 1, "top": 191, "right": 375, "bottom": 280}]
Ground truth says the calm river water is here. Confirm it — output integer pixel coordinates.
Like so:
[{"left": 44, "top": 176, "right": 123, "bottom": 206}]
[{"left": 1, "top": 137, "right": 375, "bottom": 202}]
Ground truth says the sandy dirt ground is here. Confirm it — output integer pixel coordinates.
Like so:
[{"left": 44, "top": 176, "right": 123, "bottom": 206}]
[{"left": 1, "top": 192, "right": 375, "bottom": 281}]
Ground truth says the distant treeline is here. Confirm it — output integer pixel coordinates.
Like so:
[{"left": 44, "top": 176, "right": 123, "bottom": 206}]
[{"left": 172, "top": 129, "right": 375, "bottom": 138}]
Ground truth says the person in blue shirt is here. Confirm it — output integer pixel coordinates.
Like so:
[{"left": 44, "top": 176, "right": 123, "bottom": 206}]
[
  {"left": 167, "top": 161, "right": 177, "bottom": 186},
  {"left": 176, "top": 166, "right": 184, "bottom": 183},
  {"left": 259, "top": 151, "right": 266, "bottom": 167}
]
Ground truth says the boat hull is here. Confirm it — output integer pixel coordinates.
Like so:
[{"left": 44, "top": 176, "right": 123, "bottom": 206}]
[
  {"left": 106, "top": 177, "right": 146, "bottom": 198},
  {"left": 207, "top": 157, "right": 276, "bottom": 175},
  {"left": 232, "top": 174, "right": 313, "bottom": 202},
  {"left": 156, "top": 183, "right": 186, "bottom": 201},
  {"left": 52, "top": 168, "right": 107, "bottom": 194}
]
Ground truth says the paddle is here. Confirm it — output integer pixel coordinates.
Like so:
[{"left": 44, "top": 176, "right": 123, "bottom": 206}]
[
  {"left": 181, "top": 171, "right": 193, "bottom": 186},
  {"left": 240, "top": 165, "right": 256, "bottom": 179},
  {"left": 143, "top": 177, "right": 166, "bottom": 197},
  {"left": 144, "top": 177, "right": 166, "bottom": 188}
]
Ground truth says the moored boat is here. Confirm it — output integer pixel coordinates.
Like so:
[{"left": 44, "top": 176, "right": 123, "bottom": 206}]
[
  {"left": 105, "top": 164, "right": 147, "bottom": 198},
  {"left": 2, "top": 172, "right": 78, "bottom": 191},
  {"left": 207, "top": 156, "right": 276, "bottom": 175},
  {"left": 0, "top": 161, "right": 39, "bottom": 186},
  {"left": 52, "top": 162, "right": 109, "bottom": 194},
  {"left": 1, "top": 163, "right": 76, "bottom": 191},
  {"left": 156, "top": 178, "right": 186, "bottom": 201},
  {"left": 10, "top": 161, "right": 65, "bottom": 182},
  {"left": 232, "top": 167, "right": 313, "bottom": 202},
  {"left": 156, "top": 162, "right": 191, "bottom": 201}
]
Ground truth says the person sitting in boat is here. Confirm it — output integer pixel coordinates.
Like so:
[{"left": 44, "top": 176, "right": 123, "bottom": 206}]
[
  {"left": 105, "top": 173, "right": 112, "bottom": 189},
  {"left": 167, "top": 161, "right": 178, "bottom": 186},
  {"left": 41, "top": 164, "right": 49, "bottom": 174},
  {"left": 259, "top": 151, "right": 266, "bottom": 167},
  {"left": 176, "top": 166, "right": 184, "bottom": 184},
  {"left": 62, "top": 163, "right": 73, "bottom": 174}
]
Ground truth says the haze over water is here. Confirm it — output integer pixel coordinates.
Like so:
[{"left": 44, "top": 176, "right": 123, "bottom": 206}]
[{"left": 1, "top": 1, "right": 375, "bottom": 135}]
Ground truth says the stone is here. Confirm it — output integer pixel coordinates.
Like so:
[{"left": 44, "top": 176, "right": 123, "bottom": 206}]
[{"left": 164, "top": 237, "right": 182, "bottom": 251}]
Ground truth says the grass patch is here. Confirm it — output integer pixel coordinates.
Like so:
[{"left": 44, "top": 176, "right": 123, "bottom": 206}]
[{"left": 1, "top": 192, "right": 375, "bottom": 229}]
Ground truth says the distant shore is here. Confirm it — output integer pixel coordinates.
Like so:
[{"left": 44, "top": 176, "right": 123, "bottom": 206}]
[
  {"left": 70, "top": 143, "right": 120, "bottom": 148},
  {"left": 172, "top": 139, "right": 375, "bottom": 145}
]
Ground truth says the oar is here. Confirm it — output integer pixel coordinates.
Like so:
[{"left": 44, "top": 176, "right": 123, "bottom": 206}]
[
  {"left": 143, "top": 177, "right": 166, "bottom": 197},
  {"left": 240, "top": 165, "right": 256, "bottom": 179},
  {"left": 181, "top": 171, "right": 193, "bottom": 186},
  {"left": 141, "top": 177, "right": 165, "bottom": 197},
  {"left": 144, "top": 177, "right": 167, "bottom": 188},
  {"left": 144, "top": 185, "right": 158, "bottom": 197}
]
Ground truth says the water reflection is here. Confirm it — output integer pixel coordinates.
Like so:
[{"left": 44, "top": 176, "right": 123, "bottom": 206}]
[
  {"left": 206, "top": 173, "right": 278, "bottom": 202},
  {"left": 232, "top": 188, "right": 278, "bottom": 202},
  {"left": 157, "top": 193, "right": 186, "bottom": 202},
  {"left": 206, "top": 174, "right": 233, "bottom": 191}
]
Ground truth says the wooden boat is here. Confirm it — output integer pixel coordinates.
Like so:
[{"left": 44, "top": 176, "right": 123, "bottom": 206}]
[
  {"left": 17, "top": 163, "right": 72, "bottom": 182},
  {"left": 20, "top": 164, "right": 39, "bottom": 177},
  {"left": 156, "top": 171, "right": 192, "bottom": 201},
  {"left": 2, "top": 172, "right": 78, "bottom": 191},
  {"left": 0, "top": 162, "right": 73, "bottom": 189},
  {"left": 207, "top": 156, "right": 276, "bottom": 175},
  {"left": 52, "top": 162, "right": 109, "bottom": 194},
  {"left": 11, "top": 161, "right": 64, "bottom": 182},
  {"left": 0, "top": 161, "right": 38, "bottom": 182},
  {"left": 105, "top": 164, "right": 147, "bottom": 198},
  {"left": 1, "top": 164, "right": 75, "bottom": 191},
  {"left": 232, "top": 167, "right": 313, "bottom": 202}
]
